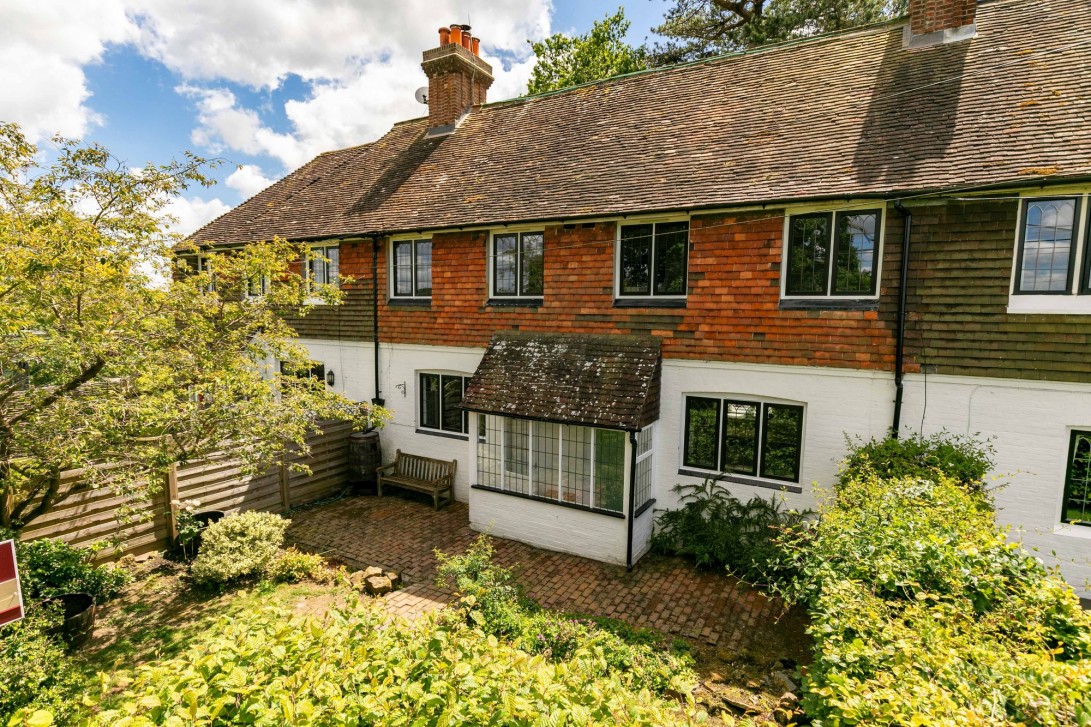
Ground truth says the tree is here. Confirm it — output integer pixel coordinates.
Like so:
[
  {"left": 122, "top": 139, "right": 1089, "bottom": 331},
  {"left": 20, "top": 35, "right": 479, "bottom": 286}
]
[
  {"left": 0, "top": 123, "right": 388, "bottom": 532},
  {"left": 527, "top": 8, "right": 649, "bottom": 95},
  {"left": 650, "top": 0, "right": 907, "bottom": 65}
]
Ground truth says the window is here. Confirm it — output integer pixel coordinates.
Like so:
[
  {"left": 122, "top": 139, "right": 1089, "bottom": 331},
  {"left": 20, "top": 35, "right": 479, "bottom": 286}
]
[
  {"left": 1063, "top": 430, "right": 1091, "bottom": 525},
  {"left": 392, "top": 239, "right": 432, "bottom": 298},
  {"left": 683, "top": 396, "right": 804, "bottom": 482},
  {"left": 306, "top": 245, "right": 340, "bottom": 289},
  {"left": 477, "top": 414, "right": 625, "bottom": 514},
  {"left": 490, "top": 231, "right": 543, "bottom": 298},
  {"left": 617, "top": 221, "right": 689, "bottom": 298},
  {"left": 246, "top": 274, "right": 269, "bottom": 298},
  {"left": 1014, "top": 197, "right": 1084, "bottom": 295},
  {"left": 784, "top": 210, "right": 881, "bottom": 297},
  {"left": 279, "top": 361, "right": 326, "bottom": 382},
  {"left": 634, "top": 425, "right": 654, "bottom": 512},
  {"left": 194, "top": 254, "right": 215, "bottom": 292},
  {"left": 419, "top": 372, "right": 470, "bottom": 435}
]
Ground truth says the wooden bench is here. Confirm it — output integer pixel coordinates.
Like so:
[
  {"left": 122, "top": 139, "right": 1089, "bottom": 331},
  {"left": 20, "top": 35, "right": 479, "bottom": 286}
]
[{"left": 376, "top": 450, "right": 456, "bottom": 510}]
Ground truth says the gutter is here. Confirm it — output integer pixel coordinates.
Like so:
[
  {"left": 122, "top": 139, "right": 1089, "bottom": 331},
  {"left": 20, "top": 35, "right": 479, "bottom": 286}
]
[
  {"left": 626, "top": 430, "right": 638, "bottom": 571},
  {"left": 891, "top": 200, "right": 912, "bottom": 438},
  {"left": 371, "top": 236, "right": 384, "bottom": 406}
]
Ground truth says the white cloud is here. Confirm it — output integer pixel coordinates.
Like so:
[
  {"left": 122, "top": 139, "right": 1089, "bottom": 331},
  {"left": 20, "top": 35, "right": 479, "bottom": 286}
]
[
  {"left": 226, "top": 164, "right": 276, "bottom": 198},
  {"left": 0, "top": 1, "right": 136, "bottom": 141},
  {"left": 164, "top": 195, "right": 232, "bottom": 237}
]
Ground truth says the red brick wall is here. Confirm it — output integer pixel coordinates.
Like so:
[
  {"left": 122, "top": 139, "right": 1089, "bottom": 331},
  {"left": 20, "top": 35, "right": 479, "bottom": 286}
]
[
  {"left": 910, "top": 0, "right": 976, "bottom": 36},
  {"left": 345, "top": 210, "right": 905, "bottom": 372}
]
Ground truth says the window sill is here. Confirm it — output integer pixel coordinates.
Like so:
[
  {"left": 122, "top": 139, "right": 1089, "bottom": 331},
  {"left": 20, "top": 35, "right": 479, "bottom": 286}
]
[
  {"left": 1007, "top": 296, "right": 1091, "bottom": 315},
  {"left": 676, "top": 468, "right": 803, "bottom": 494},
  {"left": 415, "top": 428, "right": 469, "bottom": 441},
  {"left": 779, "top": 298, "right": 878, "bottom": 311},
  {"left": 389, "top": 298, "right": 432, "bottom": 308},
  {"left": 634, "top": 498, "right": 656, "bottom": 519},
  {"left": 486, "top": 298, "right": 542, "bottom": 308},
  {"left": 614, "top": 298, "right": 687, "bottom": 309},
  {"left": 471, "top": 484, "right": 625, "bottom": 518},
  {"left": 1053, "top": 523, "right": 1091, "bottom": 540}
]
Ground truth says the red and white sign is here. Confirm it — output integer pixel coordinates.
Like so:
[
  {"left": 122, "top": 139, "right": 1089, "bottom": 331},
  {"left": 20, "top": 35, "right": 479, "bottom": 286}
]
[{"left": 0, "top": 539, "right": 24, "bottom": 626}]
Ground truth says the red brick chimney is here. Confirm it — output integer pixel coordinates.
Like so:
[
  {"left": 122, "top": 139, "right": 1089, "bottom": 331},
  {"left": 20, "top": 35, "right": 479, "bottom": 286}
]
[
  {"left": 906, "top": 0, "right": 977, "bottom": 46},
  {"left": 422, "top": 25, "right": 494, "bottom": 133}
]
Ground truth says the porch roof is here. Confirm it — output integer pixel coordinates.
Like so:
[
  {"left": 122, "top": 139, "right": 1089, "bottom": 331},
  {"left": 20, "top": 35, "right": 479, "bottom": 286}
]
[{"left": 462, "top": 332, "right": 661, "bottom": 432}]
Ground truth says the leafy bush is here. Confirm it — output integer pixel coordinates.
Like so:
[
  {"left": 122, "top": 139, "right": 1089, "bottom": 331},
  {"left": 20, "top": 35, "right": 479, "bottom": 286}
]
[
  {"left": 86, "top": 602, "right": 700, "bottom": 726},
  {"left": 771, "top": 474, "right": 1091, "bottom": 725},
  {"left": 190, "top": 512, "right": 288, "bottom": 586},
  {"left": 16, "top": 537, "right": 130, "bottom": 601},
  {"left": 840, "top": 430, "right": 995, "bottom": 492},
  {"left": 651, "top": 477, "right": 809, "bottom": 582},
  {"left": 0, "top": 606, "right": 83, "bottom": 724},
  {"left": 265, "top": 547, "right": 338, "bottom": 584},
  {"left": 435, "top": 535, "right": 696, "bottom": 696}
]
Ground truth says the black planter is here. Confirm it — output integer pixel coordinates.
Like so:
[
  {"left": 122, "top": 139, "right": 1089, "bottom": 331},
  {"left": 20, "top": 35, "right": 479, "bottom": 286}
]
[
  {"left": 43, "top": 592, "right": 96, "bottom": 650},
  {"left": 180, "top": 510, "right": 226, "bottom": 554}
]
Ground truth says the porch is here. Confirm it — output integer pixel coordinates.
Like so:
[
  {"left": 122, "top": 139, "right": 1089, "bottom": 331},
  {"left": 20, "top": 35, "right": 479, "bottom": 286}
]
[{"left": 286, "top": 492, "right": 804, "bottom": 654}]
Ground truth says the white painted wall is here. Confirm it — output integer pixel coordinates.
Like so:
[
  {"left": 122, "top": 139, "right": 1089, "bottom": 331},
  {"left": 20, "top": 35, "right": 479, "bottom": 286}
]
[{"left": 901, "top": 373, "right": 1091, "bottom": 596}]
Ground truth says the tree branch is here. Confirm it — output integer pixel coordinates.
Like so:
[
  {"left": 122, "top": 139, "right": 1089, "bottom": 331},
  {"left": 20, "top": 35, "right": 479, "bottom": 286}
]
[{"left": 8, "top": 357, "right": 105, "bottom": 427}]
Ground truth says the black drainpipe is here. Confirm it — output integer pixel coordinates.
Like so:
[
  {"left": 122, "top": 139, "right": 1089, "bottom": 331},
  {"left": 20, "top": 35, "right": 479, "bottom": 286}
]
[
  {"left": 891, "top": 200, "right": 912, "bottom": 438},
  {"left": 625, "top": 430, "right": 638, "bottom": 571},
  {"left": 371, "top": 235, "right": 384, "bottom": 406}
]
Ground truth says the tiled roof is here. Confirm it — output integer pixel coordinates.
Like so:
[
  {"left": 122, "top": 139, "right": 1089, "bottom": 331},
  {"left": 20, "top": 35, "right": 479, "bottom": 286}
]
[
  {"left": 192, "top": 0, "right": 1091, "bottom": 245},
  {"left": 462, "top": 332, "right": 661, "bottom": 431}
]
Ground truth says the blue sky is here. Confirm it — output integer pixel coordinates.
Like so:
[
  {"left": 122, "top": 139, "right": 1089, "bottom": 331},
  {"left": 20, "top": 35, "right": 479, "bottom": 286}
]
[{"left": 1, "top": 1, "right": 670, "bottom": 234}]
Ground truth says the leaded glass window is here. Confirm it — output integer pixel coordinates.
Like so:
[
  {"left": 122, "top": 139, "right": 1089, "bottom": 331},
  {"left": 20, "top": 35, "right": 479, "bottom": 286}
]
[
  {"left": 392, "top": 239, "right": 432, "bottom": 298},
  {"left": 1016, "top": 198, "right": 1079, "bottom": 294},
  {"left": 1063, "top": 430, "right": 1091, "bottom": 525},
  {"left": 491, "top": 232, "right": 543, "bottom": 298}
]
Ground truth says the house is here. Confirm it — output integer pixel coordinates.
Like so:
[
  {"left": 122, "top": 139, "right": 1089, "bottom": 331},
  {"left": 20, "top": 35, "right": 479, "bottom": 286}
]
[{"left": 190, "top": 0, "right": 1091, "bottom": 592}]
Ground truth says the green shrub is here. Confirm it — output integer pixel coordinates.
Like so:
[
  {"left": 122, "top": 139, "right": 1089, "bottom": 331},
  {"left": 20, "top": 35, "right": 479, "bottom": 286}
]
[
  {"left": 840, "top": 430, "right": 995, "bottom": 492},
  {"left": 772, "top": 474, "right": 1091, "bottom": 725},
  {"left": 190, "top": 512, "right": 288, "bottom": 586},
  {"left": 16, "top": 537, "right": 130, "bottom": 601},
  {"left": 265, "top": 547, "right": 336, "bottom": 584},
  {"left": 651, "top": 477, "right": 809, "bottom": 582},
  {"left": 0, "top": 606, "right": 83, "bottom": 724},
  {"left": 435, "top": 535, "right": 696, "bottom": 696},
  {"left": 87, "top": 602, "right": 701, "bottom": 726}
]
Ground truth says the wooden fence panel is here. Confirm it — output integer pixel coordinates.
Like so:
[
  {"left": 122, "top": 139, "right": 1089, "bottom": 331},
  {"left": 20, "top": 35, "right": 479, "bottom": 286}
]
[{"left": 19, "top": 422, "right": 354, "bottom": 559}]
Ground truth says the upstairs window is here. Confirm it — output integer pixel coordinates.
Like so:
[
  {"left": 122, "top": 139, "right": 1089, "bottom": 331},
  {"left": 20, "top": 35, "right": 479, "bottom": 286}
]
[
  {"left": 784, "top": 210, "right": 881, "bottom": 297},
  {"left": 194, "top": 254, "right": 216, "bottom": 293},
  {"left": 306, "top": 245, "right": 340, "bottom": 289},
  {"left": 1014, "top": 197, "right": 1083, "bottom": 295},
  {"left": 617, "top": 221, "right": 688, "bottom": 298},
  {"left": 490, "top": 231, "right": 543, "bottom": 299},
  {"left": 392, "top": 239, "right": 432, "bottom": 299},
  {"left": 419, "top": 372, "right": 470, "bottom": 435},
  {"left": 682, "top": 396, "right": 804, "bottom": 483},
  {"left": 246, "top": 274, "right": 269, "bottom": 298},
  {"left": 1063, "top": 430, "right": 1091, "bottom": 526}
]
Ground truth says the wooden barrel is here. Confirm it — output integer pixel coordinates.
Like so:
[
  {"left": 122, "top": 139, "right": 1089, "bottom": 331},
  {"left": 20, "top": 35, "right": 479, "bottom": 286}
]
[{"left": 349, "top": 430, "right": 382, "bottom": 493}]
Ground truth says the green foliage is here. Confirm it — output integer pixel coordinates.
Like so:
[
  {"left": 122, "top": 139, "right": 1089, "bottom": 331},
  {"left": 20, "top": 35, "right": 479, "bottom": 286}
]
[
  {"left": 0, "top": 607, "right": 82, "bottom": 725},
  {"left": 840, "top": 430, "right": 995, "bottom": 493},
  {"left": 84, "top": 602, "right": 700, "bottom": 725},
  {"left": 190, "top": 512, "right": 288, "bottom": 586},
  {"left": 651, "top": 0, "right": 907, "bottom": 64},
  {"left": 770, "top": 474, "right": 1091, "bottom": 725},
  {"left": 265, "top": 547, "right": 337, "bottom": 584},
  {"left": 435, "top": 535, "right": 696, "bottom": 696},
  {"left": 651, "top": 478, "right": 809, "bottom": 582},
  {"left": 16, "top": 537, "right": 130, "bottom": 601},
  {"left": 527, "top": 8, "right": 649, "bottom": 94},
  {"left": 0, "top": 122, "right": 390, "bottom": 533}
]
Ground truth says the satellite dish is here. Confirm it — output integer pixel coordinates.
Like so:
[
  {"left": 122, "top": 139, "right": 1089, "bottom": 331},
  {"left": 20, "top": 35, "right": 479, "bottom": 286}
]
[{"left": 414, "top": 86, "right": 429, "bottom": 105}]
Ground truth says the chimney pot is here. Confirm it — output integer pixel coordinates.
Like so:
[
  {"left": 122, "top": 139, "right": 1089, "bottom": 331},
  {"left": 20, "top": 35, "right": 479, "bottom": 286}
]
[
  {"left": 421, "top": 25, "right": 494, "bottom": 131},
  {"left": 449, "top": 25, "right": 463, "bottom": 46},
  {"left": 438, "top": 26, "right": 450, "bottom": 45},
  {"left": 471, "top": 37, "right": 480, "bottom": 56},
  {"left": 461, "top": 32, "right": 472, "bottom": 50}
]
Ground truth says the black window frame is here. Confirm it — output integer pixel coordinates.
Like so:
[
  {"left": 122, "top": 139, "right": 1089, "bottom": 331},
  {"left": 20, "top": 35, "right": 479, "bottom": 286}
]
[
  {"left": 390, "top": 238, "right": 433, "bottom": 299},
  {"left": 783, "top": 209, "right": 882, "bottom": 298},
  {"left": 1062, "top": 429, "right": 1091, "bottom": 527},
  {"left": 1012, "top": 197, "right": 1082, "bottom": 296},
  {"left": 279, "top": 361, "right": 326, "bottom": 382},
  {"left": 418, "top": 372, "right": 471, "bottom": 435},
  {"left": 489, "top": 231, "right": 544, "bottom": 299},
  {"left": 682, "top": 395, "right": 805, "bottom": 483},
  {"left": 616, "top": 220, "right": 690, "bottom": 299},
  {"left": 306, "top": 244, "right": 340, "bottom": 290}
]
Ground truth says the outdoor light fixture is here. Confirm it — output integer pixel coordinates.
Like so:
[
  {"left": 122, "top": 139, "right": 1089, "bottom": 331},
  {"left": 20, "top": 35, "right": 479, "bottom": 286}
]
[{"left": 326, "top": 370, "right": 335, "bottom": 387}]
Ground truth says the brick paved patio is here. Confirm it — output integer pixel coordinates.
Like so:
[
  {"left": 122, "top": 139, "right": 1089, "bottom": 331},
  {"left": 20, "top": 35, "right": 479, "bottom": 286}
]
[{"left": 287, "top": 492, "right": 802, "bottom": 653}]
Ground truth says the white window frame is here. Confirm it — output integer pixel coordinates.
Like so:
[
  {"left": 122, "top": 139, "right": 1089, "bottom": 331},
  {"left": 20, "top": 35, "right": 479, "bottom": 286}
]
[
  {"left": 634, "top": 424, "right": 655, "bottom": 511},
  {"left": 194, "top": 254, "right": 216, "bottom": 293},
  {"left": 614, "top": 215, "right": 691, "bottom": 301},
  {"left": 417, "top": 370, "right": 471, "bottom": 437},
  {"left": 1008, "top": 190, "right": 1091, "bottom": 314},
  {"left": 779, "top": 203, "right": 886, "bottom": 300},
  {"left": 487, "top": 228, "right": 545, "bottom": 300},
  {"left": 390, "top": 235, "right": 433, "bottom": 300},
  {"left": 305, "top": 243, "right": 340, "bottom": 291},
  {"left": 678, "top": 392, "right": 806, "bottom": 485}
]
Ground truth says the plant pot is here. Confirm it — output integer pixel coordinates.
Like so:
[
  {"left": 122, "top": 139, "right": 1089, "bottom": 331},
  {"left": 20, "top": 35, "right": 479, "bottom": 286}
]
[
  {"left": 193, "top": 510, "right": 225, "bottom": 528},
  {"left": 43, "top": 592, "right": 96, "bottom": 650},
  {"left": 175, "top": 510, "right": 226, "bottom": 557}
]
